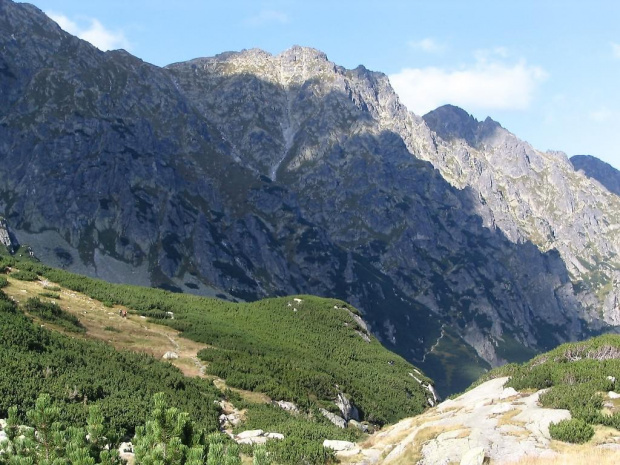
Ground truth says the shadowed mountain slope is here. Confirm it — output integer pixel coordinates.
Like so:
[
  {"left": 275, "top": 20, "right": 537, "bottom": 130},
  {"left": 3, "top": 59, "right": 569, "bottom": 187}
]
[{"left": 1, "top": 0, "right": 620, "bottom": 395}]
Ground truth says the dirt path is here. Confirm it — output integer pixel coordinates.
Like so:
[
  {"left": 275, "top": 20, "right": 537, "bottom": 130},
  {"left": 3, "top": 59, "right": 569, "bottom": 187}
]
[{"left": 4, "top": 275, "right": 209, "bottom": 376}]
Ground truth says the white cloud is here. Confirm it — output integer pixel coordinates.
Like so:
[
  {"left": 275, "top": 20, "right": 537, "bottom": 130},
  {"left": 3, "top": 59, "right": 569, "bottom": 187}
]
[
  {"left": 47, "top": 12, "right": 130, "bottom": 51},
  {"left": 589, "top": 107, "right": 613, "bottom": 123},
  {"left": 389, "top": 56, "right": 548, "bottom": 116},
  {"left": 408, "top": 38, "right": 444, "bottom": 53},
  {"left": 612, "top": 42, "right": 620, "bottom": 59},
  {"left": 245, "top": 10, "right": 289, "bottom": 26}
]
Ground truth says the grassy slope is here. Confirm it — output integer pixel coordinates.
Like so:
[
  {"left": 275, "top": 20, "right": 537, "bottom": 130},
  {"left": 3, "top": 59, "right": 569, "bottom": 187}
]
[
  {"left": 0, "top": 287, "right": 221, "bottom": 440},
  {"left": 3, "top": 254, "right": 433, "bottom": 426},
  {"left": 0, "top": 252, "right": 439, "bottom": 463}
]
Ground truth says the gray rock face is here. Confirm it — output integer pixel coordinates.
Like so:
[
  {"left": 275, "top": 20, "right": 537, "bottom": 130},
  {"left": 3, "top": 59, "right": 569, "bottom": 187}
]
[
  {"left": 571, "top": 155, "right": 620, "bottom": 196},
  {"left": 335, "top": 393, "right": 359, "bottom": 422},
  {"left": 319, "top": 408, "right": 347, "bottom": 429},
  {"left": 0, "top": 217, "right": 17, "bottom": 252},
  {"left": 1, "top": 0, "right": 619, "bottom": 396}
]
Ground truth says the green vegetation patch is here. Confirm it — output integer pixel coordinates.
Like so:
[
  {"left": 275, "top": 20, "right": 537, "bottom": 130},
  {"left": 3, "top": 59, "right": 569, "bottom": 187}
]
[
  {"left": 0, "top": 392, "right": 244, "bottom": 465},
  {"left": 23, "top": 297, "right": 84, "bottom": 333},
  {"left": 11, "top": 269, "right": 38, "bottom": 281},
  {"left": 11, "top": 258, "right": 433, "bottom": 426},
  {"left": 0, "top": 289, "right": 221, "bottom": 440},
  {"left": 478, "top": 334, "right": 620, "bottom": 440},
  {"left": 549, "top": 418, "right": 595, "bottom": 444}
]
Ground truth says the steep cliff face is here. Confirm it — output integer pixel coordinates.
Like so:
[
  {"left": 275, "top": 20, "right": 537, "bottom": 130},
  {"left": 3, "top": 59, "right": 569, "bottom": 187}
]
[
  {"left": 1, "top": 0, "right": 618, "bottom": 395},
  {"left": 420, "top": 107, "right": 620, "bottom": 327}
]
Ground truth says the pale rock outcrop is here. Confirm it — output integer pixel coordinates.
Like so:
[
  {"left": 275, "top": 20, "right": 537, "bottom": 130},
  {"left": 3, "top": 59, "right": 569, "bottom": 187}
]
[
  {"left": 319, "top": 408, "right": 347, "bottom": 429},
  {"left": 336, "top": 393, "right": 359, "bottom": 421},
  {"left": 323, "top": 439, "right": 357, "bottom": 452}
]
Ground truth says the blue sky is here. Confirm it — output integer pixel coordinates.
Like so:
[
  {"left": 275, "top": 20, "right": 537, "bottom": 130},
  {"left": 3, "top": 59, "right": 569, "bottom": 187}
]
[{"left": 25, "top": 0, "right": 620, "bottom": 169}]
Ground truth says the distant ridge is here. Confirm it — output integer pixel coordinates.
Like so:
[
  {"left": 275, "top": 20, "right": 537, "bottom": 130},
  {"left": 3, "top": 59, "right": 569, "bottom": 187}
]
[{"left": 571, "top": 154, "right": 620, "bottom": 196}]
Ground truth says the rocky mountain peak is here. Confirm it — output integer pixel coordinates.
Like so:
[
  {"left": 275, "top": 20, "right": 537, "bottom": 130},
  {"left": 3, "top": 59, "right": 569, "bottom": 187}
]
[{"left": 422, "top": 104, "right": 502, "bottom": 148}]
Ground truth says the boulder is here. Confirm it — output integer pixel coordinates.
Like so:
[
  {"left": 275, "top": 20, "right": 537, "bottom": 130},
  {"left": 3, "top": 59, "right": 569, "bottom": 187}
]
[
  {"left": 237, "top": 436, "right": 267, "bottom": 445},
  {"left": 265, "top": 432, "right": 284, "bottom": 440},
  {"left": 236, "top": 429, "right": 264, "bottom": 439},
  {"left": 319, "top": 408, "right": 347, "bottom": 428},
  {"left": 274, "top": 400, "right": 299, "bottom": 413},
  {"left": 118, "top": 442, "right": 134, "bottom": 462},
  {"left": 162, "top": 351, "right": 179, "bottom": 360},
  {"left": 460, "top": 446, "right": 486, "bottom": 465},
  {"left": 323, "top": 440, "right": 357, "bottom": 451},
  {"left": 348, "top": 419, "right": 369, "bottom": 433}
]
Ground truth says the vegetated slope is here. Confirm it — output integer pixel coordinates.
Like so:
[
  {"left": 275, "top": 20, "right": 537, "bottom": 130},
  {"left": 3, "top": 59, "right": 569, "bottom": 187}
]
[
  {"left": 2, "top": 0, "right": 620, "bottom": 398},
  {"left": 2, "top": 254, "right": 434, "bottom": 427},
  {"left": 0, "top": 283, "right": 221, "bottom": 440},
  {"left": 571, "top": 154, "right": 620, "bottom": 197}
]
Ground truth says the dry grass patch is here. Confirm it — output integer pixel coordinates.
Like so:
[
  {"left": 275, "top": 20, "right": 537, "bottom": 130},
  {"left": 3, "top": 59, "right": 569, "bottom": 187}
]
[
  {"left": 503, "top": 447, "right": 620, "bottom": 465},
  {"left": 213, "top": 378, "right": 271, "bottom": 404},
  {"left": 502, "top": 425, "right": 620, "bottom": 465},
  {"left": 496, "top": 408, "right": 525, "bottom": 428},
  {"left": 4, "top": 276, "right": 210, "bottom": 378}
]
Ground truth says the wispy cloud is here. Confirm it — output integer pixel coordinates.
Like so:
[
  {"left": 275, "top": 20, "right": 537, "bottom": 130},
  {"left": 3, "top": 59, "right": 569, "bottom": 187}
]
[
  {"left": 244, "top": 10, "right": 289, "bottom": 26},
  {"left": 589, "top": 107, "right": 613, "bottom": 123},
  {"left": 389, "top": 53, "right": 548, "bottom": 115},
  {"left": 612, "top": 42, "right": 620, "bottom": 59},
  {"left": 47, "top": 12, "right": 130, "bottom": 51},
  {"left": 408, "top": 38, "right": 445, "bottom": 54}
]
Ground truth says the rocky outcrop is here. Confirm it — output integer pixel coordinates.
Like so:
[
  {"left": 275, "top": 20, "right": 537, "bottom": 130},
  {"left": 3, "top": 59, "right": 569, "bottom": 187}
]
[
  {"left": 0, "top": 217, "right": 18, "bottom": 253},
  {"left": 319, "top": 408, "right": 347, "bottom": 429},
  {"left": 335, "top": 393, "right": 359, "bottom": 422},
  {"left": 233, "top": 429, "right": 283, "bottom": 445},
  {"left": 343, "top": 377, "right": 578, "bottom": 464}
]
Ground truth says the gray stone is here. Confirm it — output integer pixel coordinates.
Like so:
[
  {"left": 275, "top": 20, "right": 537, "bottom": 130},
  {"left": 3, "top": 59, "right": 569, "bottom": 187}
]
[
  {"left": 236, "top": 436, "right": 267, "bottom": 445},
  {"left": 236, "top": 429, "right": 264, "bottom": 439},
  {"left": 274, "top": 400, "right": 299, "bottom": 413},
  {"left": 348, "top": 419, "right": 369, "bottom": 433},
  {"left": 319, "top": 409, "right": 347, "bottom": 429},
  {"left": 336, "top": 393, "right": 359, "bottom": 421},
  {"left": 323, "top": 440, "right": 357, "bottom": 451},
  {"left": 460, "top": 447, "right": 486, "bottom": 465},
  {"left": 162, "top": 351, "right": 179, "bottom": 360}
]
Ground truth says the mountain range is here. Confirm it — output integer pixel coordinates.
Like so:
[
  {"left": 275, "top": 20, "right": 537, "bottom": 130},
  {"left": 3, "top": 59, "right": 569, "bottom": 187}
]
[{"left": 1, "top": 0, "right": 620, "bottom": 395}]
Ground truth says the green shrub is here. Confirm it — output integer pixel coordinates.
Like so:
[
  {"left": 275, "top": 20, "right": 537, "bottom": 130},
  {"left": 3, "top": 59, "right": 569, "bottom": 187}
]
[
  {"left": 39, "top": 291, "right": 60, "bottom": 299},
  {"left": 0, "top": 276, "right": 8, "bottom": 288},
  {"left": 549, "top": 418, "right": 595, "bottom": 443},
  {"left": 23, "top": 297, "right": 85, "bottom": 333},
  {"left": 43, "top": 285, "right": 61, "bottom": 291},
  {"left": 11, "top": 270, "right": 38, "bottom": 281}
]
